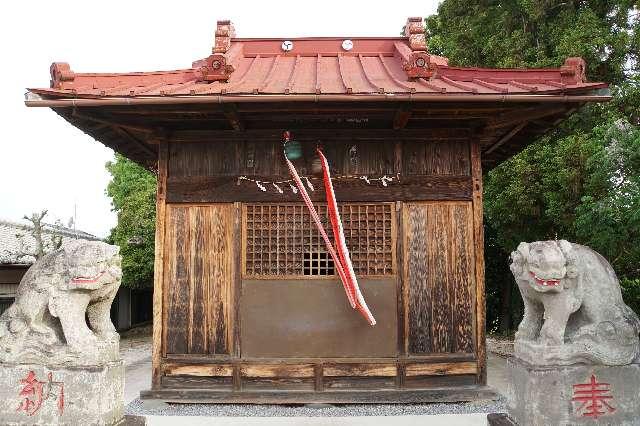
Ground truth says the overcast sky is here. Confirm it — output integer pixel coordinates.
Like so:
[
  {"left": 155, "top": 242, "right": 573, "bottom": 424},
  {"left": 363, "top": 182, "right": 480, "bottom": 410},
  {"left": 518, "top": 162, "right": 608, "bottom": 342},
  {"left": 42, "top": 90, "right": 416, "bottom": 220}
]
[{"left": 0, "top": 1, "right": 439, "bottom": 238}]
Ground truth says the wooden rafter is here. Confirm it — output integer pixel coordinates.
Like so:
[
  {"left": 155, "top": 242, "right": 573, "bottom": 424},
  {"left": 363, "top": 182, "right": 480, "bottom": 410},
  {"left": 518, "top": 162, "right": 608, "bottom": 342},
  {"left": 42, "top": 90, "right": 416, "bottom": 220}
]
[
  {"left": 110, "top": 126, "right": 157, "bottom": 157},
  {"left": 484, "top": 122, "right": 528, "bottom": 155},
  {"left": 485, "top": 106, "right": 567, "bottom": 130},
  {"left": 71, "top": 110, "right": 153, "bottom": 134}
]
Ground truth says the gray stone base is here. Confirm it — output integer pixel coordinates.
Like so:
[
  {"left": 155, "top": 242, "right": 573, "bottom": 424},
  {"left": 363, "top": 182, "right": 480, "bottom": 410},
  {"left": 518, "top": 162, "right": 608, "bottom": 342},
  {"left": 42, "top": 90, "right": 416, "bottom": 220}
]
[
  {"left": 507, "top": 356, "right": 640, "bottom": 425},
  {"left": 0, "top": 361, "right": 124, "bottom": 425}
]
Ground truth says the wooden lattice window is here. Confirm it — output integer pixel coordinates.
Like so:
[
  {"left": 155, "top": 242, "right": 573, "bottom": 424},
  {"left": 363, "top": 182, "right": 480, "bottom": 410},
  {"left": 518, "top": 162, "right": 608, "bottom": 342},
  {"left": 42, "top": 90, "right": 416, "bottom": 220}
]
[
  {"left": 243, "top": 203, "right": 395, "bottom": 278},
  {"left": 303, "top": 252, "right": 335, "bottom": 276}
]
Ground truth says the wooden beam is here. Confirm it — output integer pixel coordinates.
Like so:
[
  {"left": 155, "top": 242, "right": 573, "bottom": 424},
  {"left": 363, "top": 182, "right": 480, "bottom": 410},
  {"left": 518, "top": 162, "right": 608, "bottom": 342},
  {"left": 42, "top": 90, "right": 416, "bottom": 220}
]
[
  {"left": 240, "top": 364, "right": 315, "bottom": 378},
  {"left": 163, "top": 363, "right": 234, "bottom": 377},
  {"left": 530, "top": 107, "right": 577, "bottom": 128},
  {"left": 151, "top": 141, "right": 168, "bottom": 389},
  {"left": 393, "top": 104, "right": 412, "bottom": 130},
  {"left": 110, "top": 126, "right": 157, "bottom": 157},
  {"left": 405, "top": 361, "right": 477, "bottom": 376},
  {"left": 166, "top": 175, "right": 473, "bottom": 203},
  {"left": 222, "top": 103, "right": 244, "bottom": 131},
  {"left": 71, "top": 110, "right": 157, "bottom": 157},
  {"left": 71, "top": 110, "right": 153, "bottom": 134},
  {"left": 140, "top": 386, "right": 497, "bottom": 403},
  {"left": 470, "top": 139, "right": 486, "bottom": 385},
  {"left": 324, "top": 363, "right": 397, "bottom": 377},
  {"left": 485, "top": 106, "right": 566, "bottom": 130},
  {"left": 162, "top": 128, "right": 472, "bottom": 143},
  {"left": 484, "top": 122, "right": 528, "bottom": 155}
]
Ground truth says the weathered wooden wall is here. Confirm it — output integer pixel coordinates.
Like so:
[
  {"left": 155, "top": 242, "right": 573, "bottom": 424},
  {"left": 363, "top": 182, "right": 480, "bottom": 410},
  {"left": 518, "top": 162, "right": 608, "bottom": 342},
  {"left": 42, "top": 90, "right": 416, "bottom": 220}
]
[
  {"left": 168, "top": 140, "right": 470, "bottom": 177},
  {"left": 150, "top": 138, "right": 488, "bottom": 401},
  {"left": 163, "top": 204, "right": 235, "bottom": 355},
  {"left": 402, "top": 201, "right": 475, "bottom": 355},
  {"left": 166, "top": 139, "right": 471, "bottom": 202}
]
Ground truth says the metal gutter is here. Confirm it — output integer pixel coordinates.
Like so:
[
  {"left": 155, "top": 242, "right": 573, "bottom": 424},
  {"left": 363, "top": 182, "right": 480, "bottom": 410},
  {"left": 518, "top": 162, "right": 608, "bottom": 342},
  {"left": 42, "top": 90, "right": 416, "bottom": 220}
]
[{"left": 24, "top": 93, "right": 612, "bottom": 108}]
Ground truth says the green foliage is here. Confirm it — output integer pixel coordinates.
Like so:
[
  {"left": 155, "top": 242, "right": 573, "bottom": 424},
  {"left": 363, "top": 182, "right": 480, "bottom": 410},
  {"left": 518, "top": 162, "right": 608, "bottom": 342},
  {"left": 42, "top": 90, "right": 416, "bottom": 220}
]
[
  {"left": 622, "top": 278, "right": 640, "bottom": 314},
  {"left": 483, "top": 79, "right": 640, "bottom": 326},
  {"left": 106, "top": 154, "right": 157, "bottom": 289},
  {"left": 426, "top": 2, "right": 640, "bottom": 330},
  {"left": 425, "top": 1, "right": 638, "bottom": 83},
  {"left": 486, "top": 79, "right": 640, "bottom": 270}
]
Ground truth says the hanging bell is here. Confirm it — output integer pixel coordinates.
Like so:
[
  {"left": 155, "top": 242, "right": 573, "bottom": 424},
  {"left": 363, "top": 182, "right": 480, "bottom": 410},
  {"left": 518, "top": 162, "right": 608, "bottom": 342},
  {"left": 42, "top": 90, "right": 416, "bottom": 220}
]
[{"left": 284, "top": 139, "right": 303, "bottom": 160}]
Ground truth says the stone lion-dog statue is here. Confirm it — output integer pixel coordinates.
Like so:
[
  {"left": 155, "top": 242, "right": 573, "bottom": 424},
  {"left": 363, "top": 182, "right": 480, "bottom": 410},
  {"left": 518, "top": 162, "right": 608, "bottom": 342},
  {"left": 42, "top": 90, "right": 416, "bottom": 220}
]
[
  {"left": 510, "top": 240, "right": 640, "bottom": 365},
  {"left": 0, "top": 241, "right": 122, "bottom": 365}
]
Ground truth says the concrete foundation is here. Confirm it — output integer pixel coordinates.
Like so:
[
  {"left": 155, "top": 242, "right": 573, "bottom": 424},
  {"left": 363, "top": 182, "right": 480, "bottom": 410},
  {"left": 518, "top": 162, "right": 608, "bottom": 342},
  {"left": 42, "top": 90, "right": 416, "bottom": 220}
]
[
  {"left": 506, "top": 356, "right": 640, "bottom": 425},
  {"left": 0, "top": 360, "right": 124, "bottom": 425}
]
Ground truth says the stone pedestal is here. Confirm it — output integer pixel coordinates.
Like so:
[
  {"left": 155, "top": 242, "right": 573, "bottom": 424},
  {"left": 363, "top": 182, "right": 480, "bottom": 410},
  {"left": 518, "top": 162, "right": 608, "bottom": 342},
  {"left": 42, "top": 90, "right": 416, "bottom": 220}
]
[
  {"left": 0, "top": 361, "right": 124, "bottom": 426},
  {"left": 506, "top": 356, "right": 640, "bottom": 425}
]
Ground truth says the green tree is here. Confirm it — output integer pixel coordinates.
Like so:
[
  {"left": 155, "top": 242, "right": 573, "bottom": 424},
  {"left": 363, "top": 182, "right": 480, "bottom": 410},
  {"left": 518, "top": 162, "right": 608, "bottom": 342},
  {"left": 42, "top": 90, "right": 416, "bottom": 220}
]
[
  {"left": 106, "top": 154, "right": 157, "bottom": 289},
  {"left": 485, "top": 80, "right": 640, "bottom": 324},
  {"left": 426, "top": 0, "right": 638, "bottom": 84},
  {"left": 426, "top": 1, "right": 640, "bottom": 332}
]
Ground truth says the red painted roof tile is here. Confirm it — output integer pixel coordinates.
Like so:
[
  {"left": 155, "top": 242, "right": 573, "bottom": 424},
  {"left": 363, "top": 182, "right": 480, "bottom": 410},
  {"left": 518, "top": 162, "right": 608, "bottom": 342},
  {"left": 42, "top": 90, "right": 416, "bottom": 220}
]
[{"left": 31, "top": 19, "right": 607, "bottom": 100}]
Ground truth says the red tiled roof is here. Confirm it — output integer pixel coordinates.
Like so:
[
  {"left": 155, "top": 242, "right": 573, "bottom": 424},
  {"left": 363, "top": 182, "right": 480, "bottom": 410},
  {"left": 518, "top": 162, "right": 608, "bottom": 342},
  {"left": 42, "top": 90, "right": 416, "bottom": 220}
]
[{"left": 31, "top": 18, "right": 606, "bottom": 100}]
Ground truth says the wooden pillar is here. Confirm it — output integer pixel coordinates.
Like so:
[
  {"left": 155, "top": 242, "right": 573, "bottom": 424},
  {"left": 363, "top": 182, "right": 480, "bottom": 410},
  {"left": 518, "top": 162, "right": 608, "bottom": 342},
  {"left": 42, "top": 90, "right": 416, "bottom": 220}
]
[
  {"left": 151, "top": 141, "right": 168, "bottom": 388},
  {"left": 470, "top": 139, "right": 486, "bottom": 385}
]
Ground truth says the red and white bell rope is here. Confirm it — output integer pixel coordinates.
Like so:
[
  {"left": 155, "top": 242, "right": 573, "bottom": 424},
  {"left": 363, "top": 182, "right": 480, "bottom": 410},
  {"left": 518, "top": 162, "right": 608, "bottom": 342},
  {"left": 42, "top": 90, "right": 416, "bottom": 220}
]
[
  {"left": 283, "top": 142, "right": 376, "bottom": 325},
  {"left": 317, "top": 148, "right": 376, "bottom": 325}
]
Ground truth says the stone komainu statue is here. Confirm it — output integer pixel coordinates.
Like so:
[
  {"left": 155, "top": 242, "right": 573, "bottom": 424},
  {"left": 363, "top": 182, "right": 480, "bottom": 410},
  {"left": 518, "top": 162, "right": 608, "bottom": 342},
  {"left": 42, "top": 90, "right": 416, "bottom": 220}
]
[
  {"left": 510, "top": 240, "right": 640, "bottom": 365},
  {"left": 0, "top": 241, "right": 122, "bottom": 365}
]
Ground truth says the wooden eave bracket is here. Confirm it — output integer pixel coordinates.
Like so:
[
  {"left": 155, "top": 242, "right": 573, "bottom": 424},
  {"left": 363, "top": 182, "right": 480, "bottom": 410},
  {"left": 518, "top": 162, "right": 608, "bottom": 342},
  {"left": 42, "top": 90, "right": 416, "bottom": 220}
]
[
  {"left": 392, "top": 103, "right": 412, "bottom": 130},
  {"left": 222, "top": 103, "right": 244, "bottom": 131},
  {"left": 194, "top": 20, "right": 241, "bottom": 82}
]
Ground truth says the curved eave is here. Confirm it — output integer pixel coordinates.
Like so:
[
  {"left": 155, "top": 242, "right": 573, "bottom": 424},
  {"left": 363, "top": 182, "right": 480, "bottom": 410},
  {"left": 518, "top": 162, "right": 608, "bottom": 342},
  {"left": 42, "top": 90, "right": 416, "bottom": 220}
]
[{"left": 25, "top": 90, "right": 611, "bottom": 108}]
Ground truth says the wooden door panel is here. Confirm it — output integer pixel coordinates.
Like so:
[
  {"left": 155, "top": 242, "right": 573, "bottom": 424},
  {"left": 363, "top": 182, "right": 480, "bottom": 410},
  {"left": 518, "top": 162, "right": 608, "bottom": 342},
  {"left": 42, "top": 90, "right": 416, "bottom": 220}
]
[
  {"left": 403, "top": 202, "right": 475, "bottom": 354},
  {"left": 164, "top": 204, "right": 234, "bottom": 355}
]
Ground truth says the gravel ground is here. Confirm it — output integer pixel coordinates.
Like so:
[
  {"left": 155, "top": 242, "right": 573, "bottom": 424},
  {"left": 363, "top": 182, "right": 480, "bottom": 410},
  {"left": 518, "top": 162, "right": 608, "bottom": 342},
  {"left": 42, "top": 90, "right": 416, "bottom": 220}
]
[{"left": 126, "top": 397, "right": 506, "bottom": 417}]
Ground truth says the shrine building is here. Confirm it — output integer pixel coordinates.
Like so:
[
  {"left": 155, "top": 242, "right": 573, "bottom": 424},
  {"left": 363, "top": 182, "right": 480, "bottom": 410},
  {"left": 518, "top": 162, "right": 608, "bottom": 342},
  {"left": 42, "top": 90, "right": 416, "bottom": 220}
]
[{"left": 25, "top": 18, "right": 608, "bottom": 403}]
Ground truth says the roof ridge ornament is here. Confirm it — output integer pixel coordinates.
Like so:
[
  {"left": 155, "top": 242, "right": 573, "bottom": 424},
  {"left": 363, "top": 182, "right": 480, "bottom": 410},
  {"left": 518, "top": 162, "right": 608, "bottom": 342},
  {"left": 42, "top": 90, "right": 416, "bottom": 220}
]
[
  {"left": 50, "top": 62, "right": 75, "bottom": 89},
  {"left": 213, "top": 20, "right": 236, "bottom": 54},
  {"left": 397, "top": 17, "right": 438, "bottom": 79},
  {"left": 404, "top": 17, "right": 427, "bottom": 51},
  {"left": 560, "top": 57, "right": 587, "bottom": 84},
  {"left": 195, "top": 20, "right": 238, "bottom": 83}
]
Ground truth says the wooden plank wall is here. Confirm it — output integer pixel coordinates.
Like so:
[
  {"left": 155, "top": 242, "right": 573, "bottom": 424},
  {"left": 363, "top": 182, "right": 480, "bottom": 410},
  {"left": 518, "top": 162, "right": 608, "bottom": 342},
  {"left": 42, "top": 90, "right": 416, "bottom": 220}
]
[
  {"left": 402, "top": 141, "right": 470, "bottom": 175},
  {"left": 166, "top": 140, "right": 472, "bottom": 203},
  {"left": 163, "top": 204, "right": 234, "bottom": 355},
  {"left": 154, "top": 137, "right": 487, "bottom": 395},
  {"left": 169, "top": 140, "right": 469, "bottom": 178},
  {"left": 403, "top": 201, "right": 475, "bottom": 355}
]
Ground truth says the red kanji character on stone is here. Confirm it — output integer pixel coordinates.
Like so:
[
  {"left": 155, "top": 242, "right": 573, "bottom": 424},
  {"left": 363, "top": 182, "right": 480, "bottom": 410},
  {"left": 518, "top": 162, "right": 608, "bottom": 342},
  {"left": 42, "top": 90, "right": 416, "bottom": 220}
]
[
  {"left": 16, "top": 371, "right": 45, "bottom": 416},
  {"left": 16, "top": 370, "right": 65, "bottom": 416},
  {"left": 571, "top": 374, "right": 616, "bottom": 419}
]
